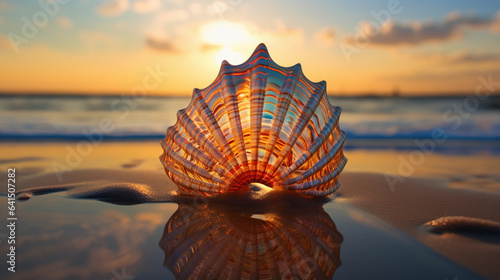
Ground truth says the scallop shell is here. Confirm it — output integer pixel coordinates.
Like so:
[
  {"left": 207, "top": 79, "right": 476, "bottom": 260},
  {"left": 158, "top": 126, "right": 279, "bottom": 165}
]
[
  {"left": 159, "top": 203, "right": 343, "bottom": 279},
  {"left": 160, "top": 43, "right": 347, "bottom": 197}
]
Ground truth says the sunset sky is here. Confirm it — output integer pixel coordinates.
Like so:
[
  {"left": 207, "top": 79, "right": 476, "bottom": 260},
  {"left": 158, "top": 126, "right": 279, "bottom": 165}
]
[{"left": 0, "top": 0, "right": 499, "bottom": 96}]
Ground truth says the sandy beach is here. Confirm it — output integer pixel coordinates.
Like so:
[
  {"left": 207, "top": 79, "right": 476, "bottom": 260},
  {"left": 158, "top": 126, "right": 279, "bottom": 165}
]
[{"left": 1, "top": 141, "right": 499, "bottom": 279}]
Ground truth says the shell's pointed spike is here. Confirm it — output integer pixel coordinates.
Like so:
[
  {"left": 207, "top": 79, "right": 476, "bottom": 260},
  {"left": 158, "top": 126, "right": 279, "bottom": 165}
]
[
  {"left": 254, "top": 43, "right": 269, "bottom": 53},
  {"left": 250, "top": 43, "right": 271, "bottom": 60},
  {"left": 291, "top": 63, "right": 303, "bottom": 77},
  {"left": 221, "top": 60, "right": 230, "bottom": 66}
]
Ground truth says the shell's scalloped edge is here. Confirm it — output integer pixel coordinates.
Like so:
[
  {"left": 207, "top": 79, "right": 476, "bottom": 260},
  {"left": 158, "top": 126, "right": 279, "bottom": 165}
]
[
  {"left": 200, "top": 43, "right": 327, "bottom": 95},
  {"left": 173, "top": 43, "right": 334, "bottom": 135}
]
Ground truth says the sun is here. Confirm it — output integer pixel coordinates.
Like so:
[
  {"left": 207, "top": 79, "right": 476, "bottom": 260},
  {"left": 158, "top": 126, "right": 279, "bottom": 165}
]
[
  {"left": 200, "top": 21, "right": 253, "bottom": 65},
  {"left": 200, "top": 21, "right": 251, "bottom": 46}
]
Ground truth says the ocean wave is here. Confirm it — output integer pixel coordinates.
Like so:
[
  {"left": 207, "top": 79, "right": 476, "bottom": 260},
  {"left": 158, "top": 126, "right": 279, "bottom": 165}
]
[{"left": 1, "top": 95, "right": 499, "bottom": 151}]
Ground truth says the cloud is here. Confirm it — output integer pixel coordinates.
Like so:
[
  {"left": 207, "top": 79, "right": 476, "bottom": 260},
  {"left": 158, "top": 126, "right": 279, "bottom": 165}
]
[
  {"left": 143, "top": 9, "right": 190, "bottom": 52},
  {"left": 315, "top": 28, "right": 335, "bottom": 45},
  {"left": 57, "top": 16, "right": 73, "bottom": 29},
  {"left": 145, "top": 36, "right": 177, "bottom": 52},
  {"left": 132, "top": 0, "right": 161, "bottom": 14},
  {"left": 391, "top": 68, "right": 500, "bottom": 82},
  {"left": 273, "top": 18, "right": 304, "bottom": 41},
  {"left": 344, "top": 11, "right": 496, "bottom": 47},
  {"left": 446, "top": 52, "right": 500, "bottom": 64},
  {"left": 157, "top": 9, "right": 189, "bottom": 22},
  {"left": 189, "top": 3, "right": 202, "bottom": 16},
  {"left": 493, "top": 10, "right": 500, "bottom": 32},
  {"left": 415, "top": 51, "right": 500, "bottom": 65},
  {"left": 96, "top": 0, "right": 129, "bottom": 17},
  {"left": 166, "top": 0, "right": 183, "bottom": 4},
  {"left": 143, "top": 19, "right": 304, "bottom": 55},
  {"left": 145, "top": 9, "right": 189, "bottom": 39}
]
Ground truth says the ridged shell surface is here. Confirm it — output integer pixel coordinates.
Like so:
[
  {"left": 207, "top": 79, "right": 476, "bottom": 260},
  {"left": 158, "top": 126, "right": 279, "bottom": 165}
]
[{"left": 160, "top": 43, "right": 347, "bottom": 197}]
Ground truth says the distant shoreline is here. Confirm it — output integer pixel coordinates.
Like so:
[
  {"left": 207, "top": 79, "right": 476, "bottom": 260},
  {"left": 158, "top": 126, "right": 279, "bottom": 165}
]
[{"left": 1, "top": 91, "right": 499, "bottom": 98}]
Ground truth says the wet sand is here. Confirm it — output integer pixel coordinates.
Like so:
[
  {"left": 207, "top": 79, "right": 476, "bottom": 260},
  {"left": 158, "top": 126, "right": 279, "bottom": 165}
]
[
  {"left": 1, "top": 142, "right": 499, "bottom": 279},
  {"left": 339, "top": 172, "right": 500, "bottom": 280}
]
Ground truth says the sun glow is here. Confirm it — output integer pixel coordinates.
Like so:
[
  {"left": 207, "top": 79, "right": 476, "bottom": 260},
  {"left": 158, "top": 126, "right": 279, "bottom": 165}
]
[
  {"left": 200, "top": 21, "right": 255, "bottom": 65},
  {"left": 214, "top": 46, "right": 246, "bottom": 65},
  {"left": 200, "top": 21, "right": 251, "bottom": 46}
]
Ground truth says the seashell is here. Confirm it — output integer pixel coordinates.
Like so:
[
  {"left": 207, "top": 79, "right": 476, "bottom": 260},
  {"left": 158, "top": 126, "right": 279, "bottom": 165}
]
[
  {"left": 159, "top": 203, "right": 343, "bottom": 279},
  {"left": 160, "top": 43, "right": 347, "bottom": 197}
]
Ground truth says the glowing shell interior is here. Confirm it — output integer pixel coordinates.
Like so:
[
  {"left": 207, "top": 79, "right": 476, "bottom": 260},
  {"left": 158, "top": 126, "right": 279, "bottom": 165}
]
[{"left": 160, "top": 43, "right": 347, "bottom": 197}]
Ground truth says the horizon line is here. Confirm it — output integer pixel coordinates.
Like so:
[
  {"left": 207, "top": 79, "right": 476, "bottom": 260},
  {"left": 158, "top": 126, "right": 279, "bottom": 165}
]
[{"left": 1, "top": 91, "right": 498, "bottom": 98}]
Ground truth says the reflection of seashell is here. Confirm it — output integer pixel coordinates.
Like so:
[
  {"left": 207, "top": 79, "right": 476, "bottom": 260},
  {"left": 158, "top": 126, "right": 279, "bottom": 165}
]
[
  {"left": 159, "top": 203, "right": 343, "bottom": 279},
  {"left": 160, "top": 43, "right": 347, "bottom": 197}
]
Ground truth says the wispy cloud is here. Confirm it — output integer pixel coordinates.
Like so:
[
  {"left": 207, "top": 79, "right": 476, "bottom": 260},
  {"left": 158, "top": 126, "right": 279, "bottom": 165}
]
[
  {"left": 143, "top": 19, "right": 305, "bottom": 55},
  {"left": 446, "top": 52, "right": 500, "bottom": 64},
  {"left": 132, "top": 0, "right": 161, "bottom": 14},
  {"left": 143, "top": 8, "right": 192, "bottom": 52},
  {"left": 493, "top": 10, "right": 500, "bottom": 32},
  {"left": 165, "top": 0, "right": 183, "bottom": 5},
  {"left": 272, "top": 19, "right": 304, "bottom": 41},
  {"left": 96, "top": 0, "right": 129, "bottom": 17},
  {"left": 188, "top": 3, "right": 202, "bottom": 16},
  {"left": 157, "top": 9, "right": 189, "bottom": 22},
  {"left": 413, "top": 51, "right": 500, "bottom": 65},
  {"left": 344, "top": 11, "right": 497, "bottom": 47},
  {"left": 315, "top": 28, "right": 335, "bottom": 45},
  {"left": 145, "top": 36, "right": 177, "bottom": 52},
  {"left": 392, "top": 68, "right": 500, "bottom": 82}
]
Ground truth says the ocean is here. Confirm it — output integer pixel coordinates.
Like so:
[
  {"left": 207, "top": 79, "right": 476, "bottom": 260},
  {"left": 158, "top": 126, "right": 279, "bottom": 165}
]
[
  {"left": 1, "top": 94, "right": 499, "bottom": 152},
  {"left": 1, "top": 95, "right": 499, "bottom": 279}
]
